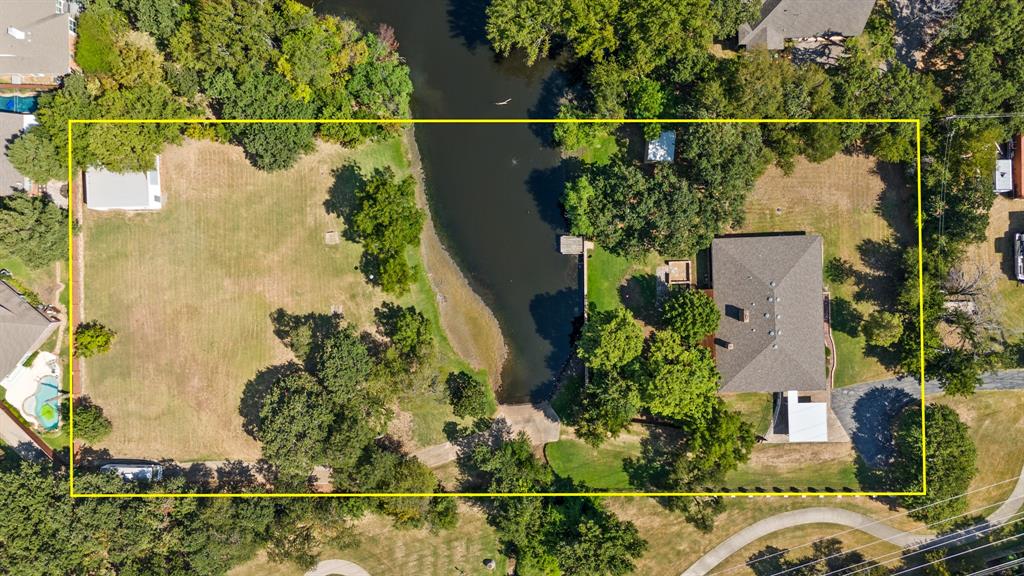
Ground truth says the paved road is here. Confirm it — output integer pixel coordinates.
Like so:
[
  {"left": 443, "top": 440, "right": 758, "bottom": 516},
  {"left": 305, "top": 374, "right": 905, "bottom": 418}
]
[{"left": 305, "top": 559, "right": 370, "bottom": 576}]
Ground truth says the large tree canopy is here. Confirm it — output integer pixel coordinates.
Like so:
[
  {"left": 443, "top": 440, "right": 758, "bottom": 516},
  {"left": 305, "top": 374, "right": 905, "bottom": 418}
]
[
  {"left": 0, "top": 194, "right": 68, "bottom": 269},
  {"left": 577, "top": 306, "right": 645, "bottom": 371},
  {"left": 889, "top": 403, "right": 977, "bottom": 525}
]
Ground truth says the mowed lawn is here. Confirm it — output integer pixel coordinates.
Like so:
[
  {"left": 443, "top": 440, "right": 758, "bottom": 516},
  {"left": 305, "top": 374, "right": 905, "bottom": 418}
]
[
  {"left": 84, "top": 138, "right": 457, "bottom": 461},
  {"left": 738, "top": 154, "right": 915, "bottom": 387},
  {"left": 227, "top": 504, "right": 508, "bottom": 576}
]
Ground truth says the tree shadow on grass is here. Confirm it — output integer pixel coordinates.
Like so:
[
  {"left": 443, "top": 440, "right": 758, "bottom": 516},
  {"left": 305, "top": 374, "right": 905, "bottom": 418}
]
[
  {"left": 619, "top": 273, "right": 659, "bottom": 327},
  {"left": 239, "top": 362, "right": 303, "bottom": 439},
  {"left": 830, "top": 296, "right": 863, "bottom": 337},
  {"left": 853, "top": 237, "right": 904, "bottom": 307},
  {"left": 323, "top": 164, "right": 365, "bottom": 240}
]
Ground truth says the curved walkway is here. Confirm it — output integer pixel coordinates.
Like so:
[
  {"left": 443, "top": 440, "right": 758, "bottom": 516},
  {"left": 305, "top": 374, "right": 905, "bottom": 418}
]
[{"left": 304, "top": 559, "right": 370, "bottom": 576}]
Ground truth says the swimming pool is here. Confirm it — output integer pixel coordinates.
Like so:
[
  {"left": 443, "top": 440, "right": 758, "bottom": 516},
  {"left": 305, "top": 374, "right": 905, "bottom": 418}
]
[
  {"left": 33, "top": 376, "right": 60, "bottom": 431},
  {"left": 0, "top": 95, "right": 38, "bottom": 114}
]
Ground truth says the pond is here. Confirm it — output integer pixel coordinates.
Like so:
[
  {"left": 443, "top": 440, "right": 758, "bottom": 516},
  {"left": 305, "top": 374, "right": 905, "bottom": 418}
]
[{"left": 313, "top": 0, "right": 579, "bottom": 402}]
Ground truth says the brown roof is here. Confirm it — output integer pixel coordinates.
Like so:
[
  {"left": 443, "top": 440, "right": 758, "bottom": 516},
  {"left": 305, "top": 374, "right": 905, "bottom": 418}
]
[{"left": 711, "top": 234, "right": 827, "bottom": 393}]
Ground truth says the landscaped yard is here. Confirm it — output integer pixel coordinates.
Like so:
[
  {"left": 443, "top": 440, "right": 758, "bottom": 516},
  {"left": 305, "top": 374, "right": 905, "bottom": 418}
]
[
  {"left": 83, "top": 138, "right": 472, "bottom": 461},
  {"left": 738, "top": 154, "right": 915, "bottom": 387},
  {"left": 724, "top": 392, "right": 774, "bottom": 436}
]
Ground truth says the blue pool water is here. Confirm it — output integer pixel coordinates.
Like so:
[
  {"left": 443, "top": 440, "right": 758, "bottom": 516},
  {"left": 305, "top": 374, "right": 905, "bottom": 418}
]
[
  {"left": 0, "top": 95, "right": 38, "bottom": 114},
  {"left": 33, "top": 376, "right": 60, "bottom": 431}
]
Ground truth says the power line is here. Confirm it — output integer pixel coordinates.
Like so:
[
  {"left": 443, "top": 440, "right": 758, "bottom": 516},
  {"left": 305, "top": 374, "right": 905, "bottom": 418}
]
[
  {"left": 962, "top": 556, "right": 1024, "bottom": 576},
  {"left": 819, "top": 509, "right": 1024, "bottom": 576},
  {"left": 889, "top": 530, "right": 1024, "bottom": 576},
  {"left": 709, "top": 474, "right": 1023, "bottom": 576},
  {"left": 756, "top": 492, "right": 1024, "bottom": 576}
]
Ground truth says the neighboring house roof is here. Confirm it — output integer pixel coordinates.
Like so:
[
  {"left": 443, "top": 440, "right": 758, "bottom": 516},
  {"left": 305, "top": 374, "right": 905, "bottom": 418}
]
[
  {"left": 712, "top": 234, "right": 826, "bottom": 393},
  {"left": 0, "top": 112, "right": 36, "bottom": 194},
  {"left": 646, "top": 130, "right": 676, "bottom": 162},
  {"left": 0, "top": 280, "right": 55, "bottom": 382},
  {"left": 0, "top": 1, "right": 74, "bottom": 78},
  {"left": 738, "top": 0, "right": 876, "bottom": 50},
  {"left": 85, "top": 157, "right": 162, "bottom": 210}
]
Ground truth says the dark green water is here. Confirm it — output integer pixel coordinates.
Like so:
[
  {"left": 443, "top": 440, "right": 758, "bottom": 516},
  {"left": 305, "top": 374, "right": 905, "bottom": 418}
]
[{"left": 312, "top": 0, "right": 579, "bottom": 401}]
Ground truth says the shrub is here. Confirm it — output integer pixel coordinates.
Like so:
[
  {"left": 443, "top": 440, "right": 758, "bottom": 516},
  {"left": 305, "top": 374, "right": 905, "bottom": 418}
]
[
  {"left": 662, "top": 288, "right": 720, "bottom": 346},
  {"left": 445, "top": 371, "right": 494, "bottom": 419},
  {"left": 863, "top": 310, "right": 903, "bottom": 347},
  {"left": 74, "top": 397, "right": 112, "bottom": 443},
  {"left": 74, "top": 321, "right": 116, "bottom": 358}
]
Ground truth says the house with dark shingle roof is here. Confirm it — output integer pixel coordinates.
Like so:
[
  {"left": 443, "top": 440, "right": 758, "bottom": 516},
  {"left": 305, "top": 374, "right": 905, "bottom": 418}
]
[
  {"left": 0, "top": 280, "right": 57, "bottom": 383},
  {"left": 711, "top": 233, "right": 831, "bottom": 442},
  {"left": 738, "top": 0, "right": 876, "bottom": 51}
]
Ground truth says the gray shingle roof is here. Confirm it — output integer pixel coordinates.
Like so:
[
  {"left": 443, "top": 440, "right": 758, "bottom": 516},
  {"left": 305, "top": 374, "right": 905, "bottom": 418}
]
[
  {"left": 712, "top": 234, "right": 827, "bottom": 393},
  {"left": 0, "top": 112, "right": 33, "bottom": 194},
  {"left": 738, "top": 0, "right": 876, "bottom": 50},
  {"left": 0, "top": 1, "right": 73, "bottom": 78},
  {"left": 0, "top": 280, "right": 55, "bottom": 380}
]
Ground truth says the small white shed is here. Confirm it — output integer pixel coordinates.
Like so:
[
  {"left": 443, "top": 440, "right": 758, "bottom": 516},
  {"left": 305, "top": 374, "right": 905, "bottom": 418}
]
[
  {"left": 645, "top": 130, "right": 676, "bottom": 163},
  {"left": 85, "top": 156, "right": 162, "bottom": 211}
]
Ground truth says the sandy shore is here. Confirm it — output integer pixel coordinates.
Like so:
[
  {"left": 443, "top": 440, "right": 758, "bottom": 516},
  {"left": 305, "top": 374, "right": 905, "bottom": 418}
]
[{"left": 402, "top": 127, "right": 508, "bottom": 388}]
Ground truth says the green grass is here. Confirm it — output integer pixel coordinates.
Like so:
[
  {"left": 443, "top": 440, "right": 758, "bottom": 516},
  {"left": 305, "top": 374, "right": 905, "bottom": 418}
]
[
  {"left": 724, "top": 393, "right": 773, "bottom": 436},
  {"left": 580, "top": 133, "right": 619, "bottom": 165},
  {"left": 587, "top": 247, "right": 633, "bottom": 312},
  {"left": 545, "top": 434, "right": 642, "bottom": 490}
]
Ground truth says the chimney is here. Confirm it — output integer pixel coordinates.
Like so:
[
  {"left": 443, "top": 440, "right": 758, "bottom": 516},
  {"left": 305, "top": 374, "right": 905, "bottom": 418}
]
[
  {"left": 8, "top": 27, "right": 27, "bottom": 41},
  {"left": 724, "top": 341, "right": 734, "bottom": 350},
  {"left": 741, "top": 308, "right": 750, "bottom": 323}
]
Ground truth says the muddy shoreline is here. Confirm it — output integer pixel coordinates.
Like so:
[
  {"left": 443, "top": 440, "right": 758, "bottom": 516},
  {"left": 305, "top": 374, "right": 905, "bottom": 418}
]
[{"left": 402, "top": 127, "right": 508, "bottom": 389}]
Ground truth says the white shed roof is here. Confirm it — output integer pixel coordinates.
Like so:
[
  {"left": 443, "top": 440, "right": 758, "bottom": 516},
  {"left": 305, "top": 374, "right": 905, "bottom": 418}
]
[
  {"left": 787, "top": 390, "right": 828, "bottom": 442},
  {"left": 85, "top": 157, "right": 162, "bottom": 211},
  {"left": 646, "top": 130, "right": 676, "bottom": 162},
  {"left": 996, "top": 159, "right": 1013, "bottom": 193}
]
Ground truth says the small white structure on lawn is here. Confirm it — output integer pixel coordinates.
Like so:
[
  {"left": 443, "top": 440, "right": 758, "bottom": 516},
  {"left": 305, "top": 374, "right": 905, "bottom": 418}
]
[
  {"left": 786, "top": 390, "right": 828, "bottom": 443},
  {"left": 85, "top": 156, "right": 162, "bottom": 211},
  {"left": 645, "top": 130, "right": 676, "bottom": 163}
]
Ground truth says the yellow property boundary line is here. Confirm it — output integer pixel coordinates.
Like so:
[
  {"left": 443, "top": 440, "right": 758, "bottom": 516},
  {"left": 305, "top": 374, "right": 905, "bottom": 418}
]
[{"left": 66, "top": 118, "right": 927, "bottom": 498}]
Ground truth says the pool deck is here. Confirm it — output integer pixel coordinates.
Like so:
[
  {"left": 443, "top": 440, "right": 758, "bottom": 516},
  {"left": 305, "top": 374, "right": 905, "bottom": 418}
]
[{"left": 1, "top": 351, "right": 60, "bottom": 428}]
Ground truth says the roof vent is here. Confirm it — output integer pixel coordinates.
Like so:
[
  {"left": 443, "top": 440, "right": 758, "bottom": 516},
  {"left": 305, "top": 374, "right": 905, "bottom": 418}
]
[
  {"left": 769, "top": 281, "right": 776, "bottom": 287},
  {"left": 763, "top": 312, "right": 770, "bottom": 319},
  {"left": 767, "top": 296, "right": 774, "bottom": 302},
  {"left": 7, "top": 27, "right": 27, "bottom": 40},
  {"left": 768, "top": 330, "right": 775, "bottom": 337}
]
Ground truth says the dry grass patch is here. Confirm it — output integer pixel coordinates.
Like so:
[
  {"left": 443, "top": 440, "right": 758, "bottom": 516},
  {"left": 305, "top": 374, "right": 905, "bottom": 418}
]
[
  {"left": 709, "top": 523, "right": 902, "bottom": 576},
  {"left": 737, "top": 154, "right": 914, "bottom": 386},
  {"left": 935, "top": 391, "right": 1024, "bottom": 513},
  {"left": 607, "top": 496, "right": 923, "bottom": 576},
  {"left": 227, "top": 504, "right": 507, "bottom": 576},
  {"left": 962, "top": 194, "right": 1024, "bottom": 338},
  {"left": 83, "top": 138, "right": 464, "bottom": 461}
]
